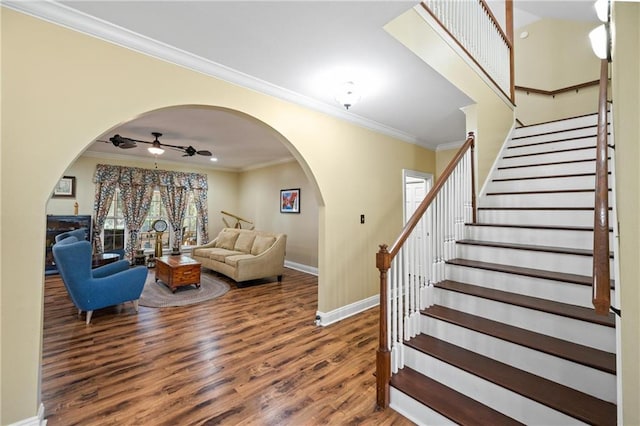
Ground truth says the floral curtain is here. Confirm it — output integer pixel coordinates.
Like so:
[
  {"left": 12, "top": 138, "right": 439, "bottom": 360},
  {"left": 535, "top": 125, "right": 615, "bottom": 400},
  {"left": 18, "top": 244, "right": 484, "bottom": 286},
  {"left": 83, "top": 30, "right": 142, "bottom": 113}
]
[
  {"left": 93, "top": 164, "right": 209, "bottom": 254},
  {"left": 92, "top": 165, "right": 120, "bottom": 253},
  {"left": 159, "top": 185, "right": 188, "bottom": 250}
]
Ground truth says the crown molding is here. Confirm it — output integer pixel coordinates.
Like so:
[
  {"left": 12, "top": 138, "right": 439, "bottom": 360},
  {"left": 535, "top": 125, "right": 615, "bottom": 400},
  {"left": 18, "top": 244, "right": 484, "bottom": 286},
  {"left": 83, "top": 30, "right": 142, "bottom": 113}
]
[
  {"left": 435, "top": 140, "right": 465, "bottom": 151},
  {"left": 3, "top": 1, "right": 420, "bottom": 145}
]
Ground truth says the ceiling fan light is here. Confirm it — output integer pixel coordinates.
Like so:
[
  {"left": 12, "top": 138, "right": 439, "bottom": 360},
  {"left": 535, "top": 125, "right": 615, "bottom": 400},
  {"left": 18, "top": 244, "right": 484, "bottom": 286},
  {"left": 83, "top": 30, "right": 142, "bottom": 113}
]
[
  {"left": 148, "top": 141, "right": 164, "bottom": 155},
  {"left": 589, "top": 24, "right": 609, "bottom": 60}
]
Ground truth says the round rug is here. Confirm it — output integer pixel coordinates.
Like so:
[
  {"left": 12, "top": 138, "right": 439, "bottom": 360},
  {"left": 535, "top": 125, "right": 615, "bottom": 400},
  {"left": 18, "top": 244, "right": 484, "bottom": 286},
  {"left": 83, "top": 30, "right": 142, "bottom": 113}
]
[{"left": 139, "top": 271, "right": 230, "bottom": 308}]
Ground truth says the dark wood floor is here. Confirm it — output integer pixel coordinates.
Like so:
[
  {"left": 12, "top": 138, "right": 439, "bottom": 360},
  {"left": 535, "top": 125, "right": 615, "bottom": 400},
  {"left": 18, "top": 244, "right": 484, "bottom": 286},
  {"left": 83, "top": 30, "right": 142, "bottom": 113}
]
[{"left": 42, "top": 267, "right": 413, "bottom": 425}]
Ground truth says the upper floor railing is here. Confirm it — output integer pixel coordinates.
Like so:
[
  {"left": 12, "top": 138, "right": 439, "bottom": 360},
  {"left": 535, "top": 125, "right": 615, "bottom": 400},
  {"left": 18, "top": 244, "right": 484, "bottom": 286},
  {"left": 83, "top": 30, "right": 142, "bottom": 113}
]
[{"left": 421, "top": 0, "right": 514, "bottom": 102}]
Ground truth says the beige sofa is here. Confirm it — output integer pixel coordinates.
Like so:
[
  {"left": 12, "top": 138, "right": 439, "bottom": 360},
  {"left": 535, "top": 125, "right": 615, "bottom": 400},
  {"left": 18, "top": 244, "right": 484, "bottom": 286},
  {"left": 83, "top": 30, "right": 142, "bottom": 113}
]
[{"left": 191, "top": 228, "right": 286, "bottom": 283}]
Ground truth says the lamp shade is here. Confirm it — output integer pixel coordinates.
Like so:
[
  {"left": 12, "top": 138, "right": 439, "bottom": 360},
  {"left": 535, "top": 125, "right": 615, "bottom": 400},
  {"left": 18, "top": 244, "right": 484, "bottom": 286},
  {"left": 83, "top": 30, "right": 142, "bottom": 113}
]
[{"left": 594, "top": 0, "right": 609, "bottom": 22}]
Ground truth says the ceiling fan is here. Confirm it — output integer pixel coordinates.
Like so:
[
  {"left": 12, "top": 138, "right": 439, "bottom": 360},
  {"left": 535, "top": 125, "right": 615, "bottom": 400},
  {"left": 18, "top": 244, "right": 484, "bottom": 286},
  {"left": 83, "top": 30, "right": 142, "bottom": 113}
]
[{"left": 104, "top": 132, "right": 213, "bottom": 157}]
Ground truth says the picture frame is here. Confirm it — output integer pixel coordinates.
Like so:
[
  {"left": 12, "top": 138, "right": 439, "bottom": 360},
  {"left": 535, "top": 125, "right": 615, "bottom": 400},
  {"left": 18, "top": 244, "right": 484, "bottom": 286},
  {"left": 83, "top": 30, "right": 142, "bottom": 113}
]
[
  {"left": 280, "top": 188, "right": 300, "bottom": 213},
  {"left": 53, "top": 176, "right": 76, "bottom": 198}
]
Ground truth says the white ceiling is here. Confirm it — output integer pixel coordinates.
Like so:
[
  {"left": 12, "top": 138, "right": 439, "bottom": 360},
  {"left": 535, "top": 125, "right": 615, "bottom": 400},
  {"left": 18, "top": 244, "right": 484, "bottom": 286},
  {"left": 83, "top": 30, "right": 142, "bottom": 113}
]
[{"left": 7, "top": 1, "right": 600, "bottom": 171}]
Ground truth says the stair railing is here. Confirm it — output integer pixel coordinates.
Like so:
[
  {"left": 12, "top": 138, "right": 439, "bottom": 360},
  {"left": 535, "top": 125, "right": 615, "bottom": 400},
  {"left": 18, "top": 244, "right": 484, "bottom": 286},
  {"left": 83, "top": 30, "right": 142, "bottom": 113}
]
[
  {"left": 592, "top": 59, "right": 611, "bottom": 316},
  {"left": 421, "top": 0, "right": 514, "bottom": 102},
  {"left": 376, "top": 132, "right": 475, "bottom": 408}
]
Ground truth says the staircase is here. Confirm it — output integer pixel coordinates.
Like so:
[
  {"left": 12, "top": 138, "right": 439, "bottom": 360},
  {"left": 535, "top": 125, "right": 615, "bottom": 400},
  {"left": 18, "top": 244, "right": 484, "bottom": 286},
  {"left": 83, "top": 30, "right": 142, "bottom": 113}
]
[{"left": 389, "top": 113, "right": 617, "bottom": 425}]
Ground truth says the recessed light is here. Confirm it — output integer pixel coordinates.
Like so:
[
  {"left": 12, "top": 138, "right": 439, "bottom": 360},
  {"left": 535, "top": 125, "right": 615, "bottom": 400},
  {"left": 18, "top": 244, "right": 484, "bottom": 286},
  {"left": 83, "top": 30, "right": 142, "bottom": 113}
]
[{"left": 210, "top": 157, "right": 218, "bottom": 162}]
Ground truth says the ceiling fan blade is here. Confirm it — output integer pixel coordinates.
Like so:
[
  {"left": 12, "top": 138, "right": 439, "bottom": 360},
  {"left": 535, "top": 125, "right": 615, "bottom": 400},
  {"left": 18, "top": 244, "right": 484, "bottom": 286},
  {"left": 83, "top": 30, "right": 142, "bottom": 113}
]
[
  {"left": 109, "top": 134, "right": 137, "bottom": 149},
  {"left": 196, "top": 150, "right": 212, "bottom": 156}
]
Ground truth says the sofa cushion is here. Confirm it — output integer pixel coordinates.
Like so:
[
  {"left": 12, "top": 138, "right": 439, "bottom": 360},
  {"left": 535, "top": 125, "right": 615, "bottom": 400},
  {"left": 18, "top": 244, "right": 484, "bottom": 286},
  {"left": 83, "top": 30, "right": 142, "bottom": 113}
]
[
  {"left": 251, "top": 235, "right": 276, "bottom": 255},
  {"left": 215, "top": 230, "right": 239, "bottom": 250},
  {"left": 208, "top": 248, "right": 244, "bottom": 262},
  {"left": 234, "top": 232, "right": 256, "bottom": 253},
  {"left": 225, "top": 254, "right": 255, "bottom": 267}
]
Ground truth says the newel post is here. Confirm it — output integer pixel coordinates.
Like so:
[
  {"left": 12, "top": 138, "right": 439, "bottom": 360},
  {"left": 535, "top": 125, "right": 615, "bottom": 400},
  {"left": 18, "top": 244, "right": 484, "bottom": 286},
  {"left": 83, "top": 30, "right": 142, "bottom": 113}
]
[{"left": 376, "top": 244, "right": 391, "bottom": 409}]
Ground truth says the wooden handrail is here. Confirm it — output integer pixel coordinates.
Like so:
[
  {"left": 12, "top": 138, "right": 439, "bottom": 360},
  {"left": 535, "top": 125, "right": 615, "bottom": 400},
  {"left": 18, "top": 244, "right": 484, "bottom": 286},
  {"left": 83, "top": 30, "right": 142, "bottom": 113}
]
[
  {"left": 375, "top": 132, "right": 475, "bottom": 408},
  {"left": 515, "top": 80, "right": 599, "bottom": 97},
  {"left": 388, "top": 133, "right": 475, "bottom": 259},
  {"left": 592, "top": 59, "right": 610, "bottom": 316}
]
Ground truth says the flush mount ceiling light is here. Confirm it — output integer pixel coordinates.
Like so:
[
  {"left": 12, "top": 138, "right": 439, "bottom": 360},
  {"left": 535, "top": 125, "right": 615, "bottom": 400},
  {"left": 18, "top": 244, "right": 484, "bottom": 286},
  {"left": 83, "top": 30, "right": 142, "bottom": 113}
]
[
  {"left": 589, "top": 0, "right": 612, "bottom": 62},
  {"left": 335, "top": 81, "right": 361, "bottom": 110}
]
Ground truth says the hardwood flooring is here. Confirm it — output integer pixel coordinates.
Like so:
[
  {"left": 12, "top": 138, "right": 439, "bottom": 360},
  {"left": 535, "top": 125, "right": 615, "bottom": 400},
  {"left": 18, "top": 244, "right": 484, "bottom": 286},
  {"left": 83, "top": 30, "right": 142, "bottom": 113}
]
[{"left": 42, "top": 268, "right": 412, "bottom": 425}]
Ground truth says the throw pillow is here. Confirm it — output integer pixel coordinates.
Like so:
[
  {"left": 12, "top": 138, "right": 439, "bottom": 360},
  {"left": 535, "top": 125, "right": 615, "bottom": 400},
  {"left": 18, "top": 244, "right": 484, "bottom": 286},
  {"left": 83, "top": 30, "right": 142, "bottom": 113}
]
[
  {"left": 234, "top": 232, "right": 256, "bottom": 253},
  {"left": 251, "top": 235, "right": 276, "bottom": 255},
  {"left": 215, "top": 231, "right": 240, "bottom": 250}
]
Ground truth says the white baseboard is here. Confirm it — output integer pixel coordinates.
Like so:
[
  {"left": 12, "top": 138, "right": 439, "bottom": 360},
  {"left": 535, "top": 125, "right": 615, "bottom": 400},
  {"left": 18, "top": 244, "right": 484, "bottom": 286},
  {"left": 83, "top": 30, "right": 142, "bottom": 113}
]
[
  {"left": 284, "top": 260, "right": 318, "bottom": 276},
  {"left": 9, "top": 403, "right": 47, "bottom": 426},
  {"left": 316, "top": 294, "right": 379, "bottom": 326}
]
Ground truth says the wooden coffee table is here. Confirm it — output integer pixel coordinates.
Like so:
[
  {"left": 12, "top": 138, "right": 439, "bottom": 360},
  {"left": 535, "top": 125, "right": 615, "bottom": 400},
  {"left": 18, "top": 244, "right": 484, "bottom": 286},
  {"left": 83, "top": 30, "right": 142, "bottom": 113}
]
[{"left": 155, "top": 255, "right": 201, "bottom": 293}]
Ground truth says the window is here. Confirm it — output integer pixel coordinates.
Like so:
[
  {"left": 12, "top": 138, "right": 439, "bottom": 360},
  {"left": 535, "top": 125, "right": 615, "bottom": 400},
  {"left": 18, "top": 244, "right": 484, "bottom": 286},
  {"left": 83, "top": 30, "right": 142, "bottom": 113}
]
[
  {"left": 103, "top": 188, "right": 199, "bottom": 252},
  {"left": 103, "top": 189, "right": 125, "bottom": 251},
  {"left": 140, "top": 190, "right": 169, "bottom": 250}
]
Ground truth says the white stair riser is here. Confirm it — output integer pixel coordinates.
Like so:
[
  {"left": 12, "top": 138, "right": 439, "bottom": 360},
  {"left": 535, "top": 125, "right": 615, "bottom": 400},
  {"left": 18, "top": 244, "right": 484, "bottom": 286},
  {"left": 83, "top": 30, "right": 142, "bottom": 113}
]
[
  {"left": 445, "top": 265, "right": 606, "bottom": 308},
  {"left": 501, "top": 148, "right": 596, "bottom": 167},
  {"left": 404, "top": 347, "right": 587, "bottom": 425},
  {"left": 389, "top": 388, "right": 456, "bottom": 426},
  {"left": 432, "top": 288, "right": 615, "bottom": 352},
  {"left": 455, "top": 245, "right": 614, "bottom": 277},
  {"left": 480, "top": 192, "right": 597, "bottom": 208},
  {"left": 463, "top": 226, "right": 614, "bottom": 250},
  {"left": 510, "top": 127, "right": 597, "bottom": 147},
  {"left": 477, "top": 209, "right": 611, "bottom": 227},
  {"left": 421, "top": 316, "right": 616, "bottom": 402},
  {"left": 513, "top": 115, "right": 599, "bottom": 137},
  {"left": 488, "top": 176, "right": 598, "bottom": 192},
  {"left": 506, "top": 137, "right": 596, "bottom": 156},
  {"left": 493, "top": 160, "right": 599, "bottom": 179}
]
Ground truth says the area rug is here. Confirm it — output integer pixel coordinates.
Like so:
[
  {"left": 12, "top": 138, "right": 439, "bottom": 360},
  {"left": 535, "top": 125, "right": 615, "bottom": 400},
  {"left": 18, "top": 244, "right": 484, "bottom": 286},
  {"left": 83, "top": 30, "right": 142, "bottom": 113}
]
[{"left": 139, "top": 271, "right": 230, "bottom": 308}]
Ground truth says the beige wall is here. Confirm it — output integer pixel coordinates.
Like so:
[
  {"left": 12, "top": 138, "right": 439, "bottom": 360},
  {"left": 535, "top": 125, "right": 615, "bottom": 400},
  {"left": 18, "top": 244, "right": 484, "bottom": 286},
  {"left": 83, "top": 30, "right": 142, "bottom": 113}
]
[
  {"left": 612, "top": 3, "right": 640, "bottom": 424},
  {"left": 514, "top": 19, "right": 602, "bottom": 125},
  {"left": 0, "top": 10, "right": 436, "bottom": 423},
  {"left": 385, "top": 8, "right": 514, "bottom": 192},
  {"left": 238, "top": 161, "right": 319, "bottom": 268},
  {"left": 435, "top": 147, "right": 459, "bottom": 181}
]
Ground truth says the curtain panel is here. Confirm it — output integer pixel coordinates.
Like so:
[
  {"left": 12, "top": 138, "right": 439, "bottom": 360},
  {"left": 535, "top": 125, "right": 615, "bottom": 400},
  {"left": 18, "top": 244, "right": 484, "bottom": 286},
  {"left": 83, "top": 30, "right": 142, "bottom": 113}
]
[{"left": 93, "top": 164, "right": 209, "bottom": 256}]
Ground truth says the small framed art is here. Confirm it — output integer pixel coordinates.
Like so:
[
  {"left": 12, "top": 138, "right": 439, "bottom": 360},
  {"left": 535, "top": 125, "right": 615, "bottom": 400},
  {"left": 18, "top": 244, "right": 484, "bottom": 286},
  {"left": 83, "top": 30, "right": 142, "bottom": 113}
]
[
  {"left": 280, "top": 188, "right": 300, "bottom": 213},
  {"left": 53, "top": 176, "right": 76, "bottom": 198}
]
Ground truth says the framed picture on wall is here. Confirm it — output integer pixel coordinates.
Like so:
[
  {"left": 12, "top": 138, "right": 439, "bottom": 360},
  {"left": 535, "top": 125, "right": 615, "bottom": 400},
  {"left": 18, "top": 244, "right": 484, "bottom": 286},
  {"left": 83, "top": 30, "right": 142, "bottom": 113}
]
[
  {"left": 53, "top": 176, "right": 76, "bottom": 198},
  {"left": 280, "top": 188, "right": 300, "bottom": 213}
]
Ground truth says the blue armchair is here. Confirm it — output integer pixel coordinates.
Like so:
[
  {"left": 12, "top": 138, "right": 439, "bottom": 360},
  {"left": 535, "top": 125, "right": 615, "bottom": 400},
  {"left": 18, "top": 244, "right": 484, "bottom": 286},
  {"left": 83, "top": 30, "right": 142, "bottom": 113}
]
[{"left": 52, "top": 237, "right": 148, "bottom": 324}]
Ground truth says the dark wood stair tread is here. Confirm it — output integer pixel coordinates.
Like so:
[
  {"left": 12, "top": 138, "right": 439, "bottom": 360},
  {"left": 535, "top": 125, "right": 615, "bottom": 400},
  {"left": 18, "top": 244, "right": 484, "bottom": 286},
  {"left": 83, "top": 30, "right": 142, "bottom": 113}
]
[
  {"left": 390, "top": 366, "right": 523, "bottom": 426},
  {"left": 422, "top": 305, "right": 616, "bottom": 374},
  {"left": 512, "top": 122, "right": 597, "bottom": 139},
  {"left": 498, "top": 157, "right": 607, "bottom": 170},
  {"left": 406, "top": 335, "right": 616, "bottom": 425},
  {"left": 492, "top": 172, "right": 602, "bottom": 182},
  {"left": 456, "top": 239, "right": 614, "bottom": 258},
  {"left": 486, "top": 188, "right": 598, "bottom": 195},
  {"left": 446, "top": 258, "right": 615, "bottom": 288},
  {"left": 465, "top": 223, "right": 613, "bottom": 232},
  {"left": 478, "top": 206, "right": 611, "bottom": 210},
  {"left": 508, "top": 133, "right": 597, "bottom": 149},
  {"left": 435, "top": 280, "right": 615, "bottom": 327},
  {"left": 503, "top": 145, "right": 595, "bottom": 159}
]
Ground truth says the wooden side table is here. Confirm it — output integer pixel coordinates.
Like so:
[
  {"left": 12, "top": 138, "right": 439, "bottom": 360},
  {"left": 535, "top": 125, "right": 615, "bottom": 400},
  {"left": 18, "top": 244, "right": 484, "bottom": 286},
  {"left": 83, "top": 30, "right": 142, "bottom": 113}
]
[{"left": 155, "top": 255, "right": 201, "bottom": 293}]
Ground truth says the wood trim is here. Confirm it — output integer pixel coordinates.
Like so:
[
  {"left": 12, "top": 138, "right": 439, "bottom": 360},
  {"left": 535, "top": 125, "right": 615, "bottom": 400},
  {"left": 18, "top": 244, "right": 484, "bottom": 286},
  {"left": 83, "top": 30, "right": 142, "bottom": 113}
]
[
  {"left": 515, "top": 80, "right": 599, "bottom": 97},
  {"left": 516, "top": 112, "right": 599, "bottom": 129},
  {"left": 592, "top": 59, "right": 611, "bottom": 316}
]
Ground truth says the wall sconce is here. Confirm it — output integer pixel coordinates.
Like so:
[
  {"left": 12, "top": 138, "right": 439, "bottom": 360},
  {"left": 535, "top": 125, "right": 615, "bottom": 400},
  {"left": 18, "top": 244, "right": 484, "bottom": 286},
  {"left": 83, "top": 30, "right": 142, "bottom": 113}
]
[
  {"left": 335, "top": 81, "right": 361, "bottom": 110},
  {"left": 589, "top": 0, "right": 612, "bottom": 61}
]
